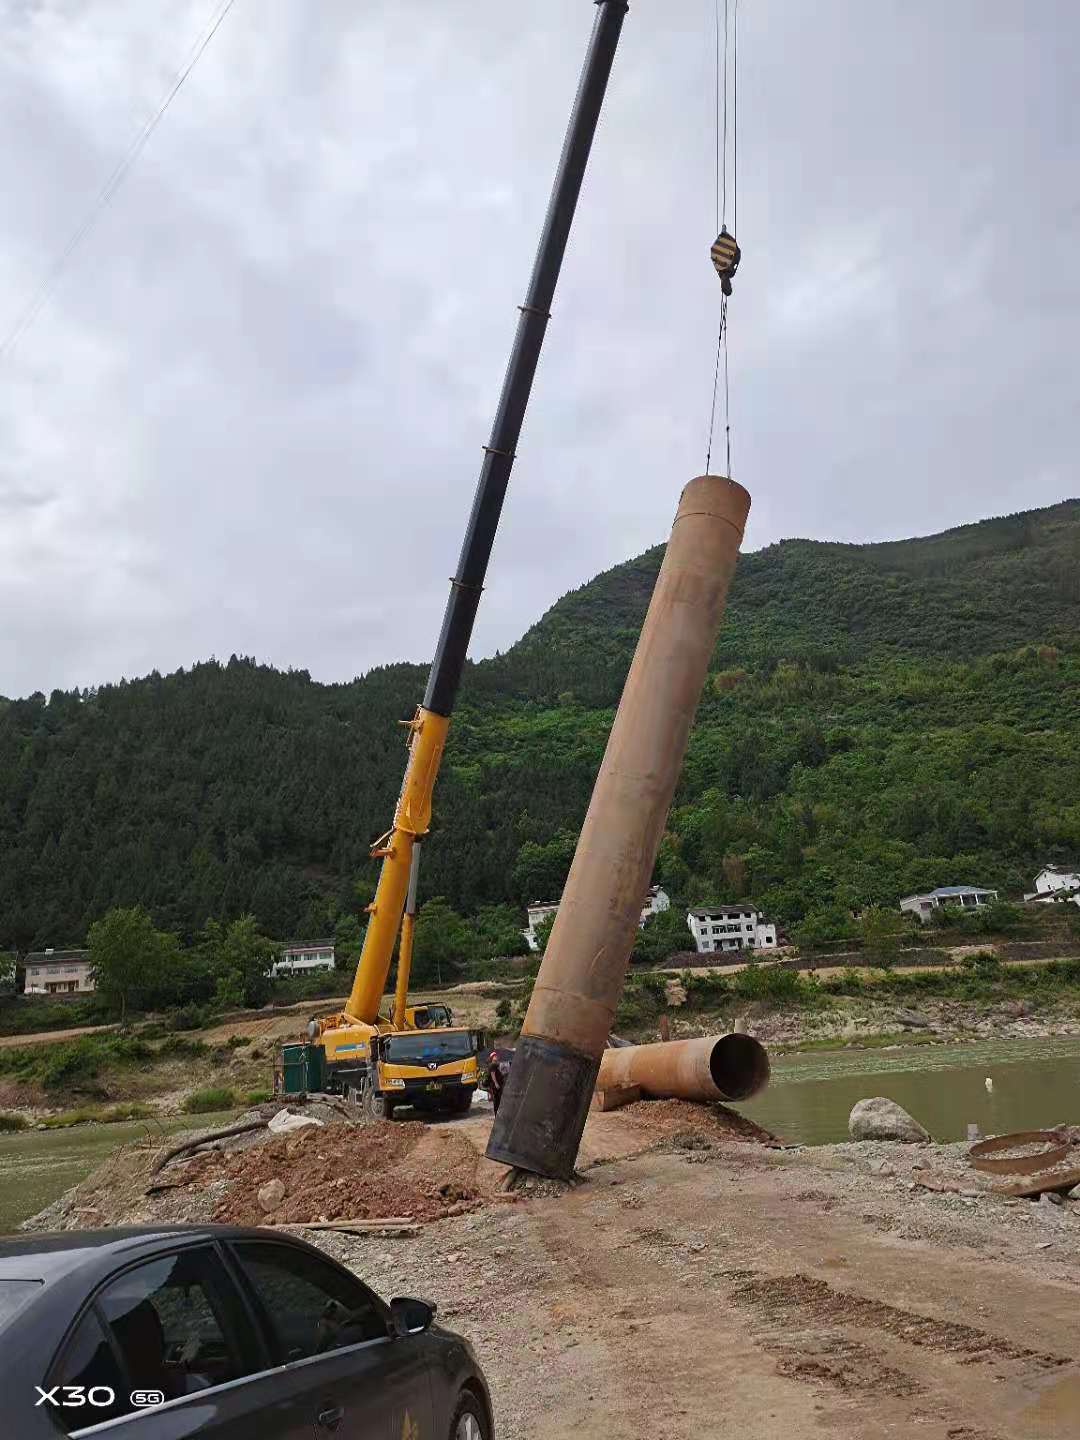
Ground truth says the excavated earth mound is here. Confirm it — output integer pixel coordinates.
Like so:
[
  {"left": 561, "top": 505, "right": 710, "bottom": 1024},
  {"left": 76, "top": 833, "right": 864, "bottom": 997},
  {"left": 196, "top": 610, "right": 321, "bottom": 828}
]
[{"left": 23, "top": 1095, "right": 779, "bottom": 1233}]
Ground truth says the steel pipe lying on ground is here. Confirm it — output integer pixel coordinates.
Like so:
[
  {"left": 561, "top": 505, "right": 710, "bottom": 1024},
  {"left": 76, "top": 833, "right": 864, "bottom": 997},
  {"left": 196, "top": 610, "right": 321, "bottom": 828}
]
[
  {"left": 486, "top": 475, "right": 750, "bottom": 1178},
  {"left": 597, "top": 1033, "right": 770, "bottom": 1104}
]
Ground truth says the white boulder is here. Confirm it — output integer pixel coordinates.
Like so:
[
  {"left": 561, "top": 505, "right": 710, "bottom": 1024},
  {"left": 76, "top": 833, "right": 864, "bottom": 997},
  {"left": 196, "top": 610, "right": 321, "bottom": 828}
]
[{"left": 848, "top": 1096, "right": 930, "bottom": 1143}]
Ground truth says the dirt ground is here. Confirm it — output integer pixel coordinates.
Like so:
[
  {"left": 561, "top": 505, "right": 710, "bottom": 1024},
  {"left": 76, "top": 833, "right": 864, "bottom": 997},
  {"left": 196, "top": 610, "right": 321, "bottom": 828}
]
[
  {"left": 22, "top": 1089, "right": 1080, "bottom": 1439},
  {"left": 306, "top": 1126, "right": 1080, "bottom": 1440}
]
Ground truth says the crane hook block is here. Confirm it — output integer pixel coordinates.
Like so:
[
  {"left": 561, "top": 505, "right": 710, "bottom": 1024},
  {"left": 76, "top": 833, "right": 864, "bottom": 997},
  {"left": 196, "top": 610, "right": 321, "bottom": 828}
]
[{"left": 710, "top": 227, "right": 741, "bottom": 296}]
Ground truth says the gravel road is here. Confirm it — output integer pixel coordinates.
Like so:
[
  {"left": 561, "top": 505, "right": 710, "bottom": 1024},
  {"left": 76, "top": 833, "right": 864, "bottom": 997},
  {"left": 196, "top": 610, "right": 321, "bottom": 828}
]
[{"left": 306, "top": 1133, "right": 1080, "bottom": 1440}]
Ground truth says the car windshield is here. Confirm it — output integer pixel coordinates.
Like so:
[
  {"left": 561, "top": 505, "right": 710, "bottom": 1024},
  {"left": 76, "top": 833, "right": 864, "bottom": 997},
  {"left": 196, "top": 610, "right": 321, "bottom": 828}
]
[
  {"left": 0, "top": 1280, "right": 41, "bottom": 1326},
  {"left": 384, "top": 1031, "right": 474, "bottom": 1065}
]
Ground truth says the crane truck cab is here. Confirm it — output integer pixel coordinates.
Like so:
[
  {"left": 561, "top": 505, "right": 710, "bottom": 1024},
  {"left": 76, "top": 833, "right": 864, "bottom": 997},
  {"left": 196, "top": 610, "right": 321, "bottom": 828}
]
[
  {"left": 277, "top": 1019, "right": 480, "bottom": 1120},
  {"left": 367, "top": 1026, "right": 480, "bottom": 1118}
]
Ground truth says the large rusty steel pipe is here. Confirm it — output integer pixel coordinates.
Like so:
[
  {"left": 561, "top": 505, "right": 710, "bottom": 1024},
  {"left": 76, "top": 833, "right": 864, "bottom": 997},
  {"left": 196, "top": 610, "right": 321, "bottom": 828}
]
[
  {"left": 486, "top": 474, "right": 751, "bottom": 1177},
  {"left": 597, "top": 1033, "right": 770, "bottom": 1103}
]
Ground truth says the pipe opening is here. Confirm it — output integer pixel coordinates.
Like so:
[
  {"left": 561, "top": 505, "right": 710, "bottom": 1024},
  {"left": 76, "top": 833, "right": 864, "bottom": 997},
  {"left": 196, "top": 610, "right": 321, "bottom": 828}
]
[{"left": 708, "top": 1033, "right": 770, "bottom": 1101}]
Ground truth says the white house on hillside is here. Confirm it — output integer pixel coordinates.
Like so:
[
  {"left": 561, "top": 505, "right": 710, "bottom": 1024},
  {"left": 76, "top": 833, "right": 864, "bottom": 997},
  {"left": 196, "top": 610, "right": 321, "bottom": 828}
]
[
  {"left": 1024, "top": 866, "right": 1080, "bottom": 905},
  {"left": 686, "top": 905, "right": 777, "bottom": 955},
  {"left": 899, "top": 885, "right": 998, "bottom": 924},
  {"left": 523, "top": 886, "right": 670, "bottom": 952},
  {"left": 23, "top": 949, "right": 94, "bottom": 996},
  {"left": 271, "top": 940, "right": 335, "bottom": 976}
]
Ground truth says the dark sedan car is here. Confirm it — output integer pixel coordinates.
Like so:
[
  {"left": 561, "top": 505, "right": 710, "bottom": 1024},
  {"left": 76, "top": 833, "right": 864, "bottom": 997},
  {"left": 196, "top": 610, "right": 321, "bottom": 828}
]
[{"left": 0, "top": 1225, "right": 492, "bottom": 1440}]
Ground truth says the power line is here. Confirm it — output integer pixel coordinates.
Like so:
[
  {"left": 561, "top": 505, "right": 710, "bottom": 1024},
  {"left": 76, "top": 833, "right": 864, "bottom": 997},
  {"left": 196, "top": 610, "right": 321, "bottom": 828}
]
[{"left": 0, "top": 0, "right": 239, "bottom": 362}]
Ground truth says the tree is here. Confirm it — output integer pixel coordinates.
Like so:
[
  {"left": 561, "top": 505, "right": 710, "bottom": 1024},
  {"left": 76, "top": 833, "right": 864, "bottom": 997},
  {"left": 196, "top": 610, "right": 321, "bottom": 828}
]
[
  {"left": 412, "top": 897, "right": 471, "bottom": 987},
  {"left": 857, "top": 906, "right": 905, "bottom": 965},
  {"left": 510, "top": 832, "right": 576, "bottom": 905},
  {"left": 531, "top": 911, "right": 557, "bottom": 954},
  {"left": 632, "top": 906, "right": 691, "bottom": 965},
  {"left": 792, "top": 907, "right": 857, "bottom": 953},
  {"left": 87, "top": 906, "right": 177, "bottom": 1020},
  {"left": 333, "top": 913, "right": 364, "bottom": 973},
  {"left": 203, "top": 915, "right": 278, "bottom": 1009},
  {"left": 721, "top": 854, "right": 748, "bottom": 899},
  {"left": 467, "top": 904, "right": 530, "bottom": 962}
]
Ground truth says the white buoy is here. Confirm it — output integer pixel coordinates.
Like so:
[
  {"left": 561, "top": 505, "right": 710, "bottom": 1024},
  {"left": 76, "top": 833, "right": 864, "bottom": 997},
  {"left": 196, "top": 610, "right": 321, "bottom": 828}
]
[{"left": 985, "top": 1077, "right": 994, "bottom": 1093}]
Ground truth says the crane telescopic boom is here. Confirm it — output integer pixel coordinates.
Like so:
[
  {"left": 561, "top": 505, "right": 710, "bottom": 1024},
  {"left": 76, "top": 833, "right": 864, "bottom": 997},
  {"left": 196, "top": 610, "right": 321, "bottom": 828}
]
[{"left": 336, "top": 0, "right": 630, "bottom": 1029}]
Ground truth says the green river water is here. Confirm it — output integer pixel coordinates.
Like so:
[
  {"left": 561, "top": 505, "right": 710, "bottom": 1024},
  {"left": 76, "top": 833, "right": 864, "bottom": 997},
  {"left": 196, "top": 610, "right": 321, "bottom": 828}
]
[
  {"left": 743, "top": 1034, "right": 1080, "bottom": 1145},
  {"left": 0, "top": 1111, "right": 236, "bottom": 1235}
]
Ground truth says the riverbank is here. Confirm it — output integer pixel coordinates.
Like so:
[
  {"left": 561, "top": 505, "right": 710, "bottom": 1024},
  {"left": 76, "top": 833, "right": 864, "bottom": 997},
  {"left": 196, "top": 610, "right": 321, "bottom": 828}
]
[{"left": 613, "top": 954, "right": 1080, "bottom": 1052}]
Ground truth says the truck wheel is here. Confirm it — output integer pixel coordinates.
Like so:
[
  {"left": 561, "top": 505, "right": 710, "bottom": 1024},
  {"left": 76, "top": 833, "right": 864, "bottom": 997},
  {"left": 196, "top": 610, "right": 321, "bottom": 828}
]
[
  {"left": 454, "top": 1089, "right": 473, "bottom": 1114},
  {"left": 366, "top": 1091, "right": 393, "bottom": 1121}
]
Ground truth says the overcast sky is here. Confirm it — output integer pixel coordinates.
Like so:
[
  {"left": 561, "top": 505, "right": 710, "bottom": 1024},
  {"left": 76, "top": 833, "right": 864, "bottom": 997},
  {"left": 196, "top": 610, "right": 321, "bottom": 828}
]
[{"left": 1, "top": 0, "right": 1076, "bottom": 698}]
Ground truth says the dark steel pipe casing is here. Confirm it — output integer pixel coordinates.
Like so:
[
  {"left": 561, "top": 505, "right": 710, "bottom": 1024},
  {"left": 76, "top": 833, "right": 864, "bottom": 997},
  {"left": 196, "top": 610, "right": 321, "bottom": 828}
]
[
  {"left": 424, "top": 1, "right": 629, "bottom": 719},
  {"left": 487, "top": 475, "right": 751, "bottom": 1177}
]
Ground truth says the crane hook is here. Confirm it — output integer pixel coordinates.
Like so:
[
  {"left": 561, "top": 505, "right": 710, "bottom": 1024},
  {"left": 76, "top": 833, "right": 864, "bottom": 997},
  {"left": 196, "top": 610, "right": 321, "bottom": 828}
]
[{"left": 710, "top": 225, "right": 741, "bottom": 296}]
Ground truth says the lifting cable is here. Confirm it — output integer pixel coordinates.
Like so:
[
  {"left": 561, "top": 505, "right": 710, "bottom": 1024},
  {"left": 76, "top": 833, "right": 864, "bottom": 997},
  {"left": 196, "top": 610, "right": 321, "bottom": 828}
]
[
  {"left": 0, "top": 0, "right": 239, "bottom": 362},
  {"left": 705, "top": 0, "right": 739, "bottom": 477}
]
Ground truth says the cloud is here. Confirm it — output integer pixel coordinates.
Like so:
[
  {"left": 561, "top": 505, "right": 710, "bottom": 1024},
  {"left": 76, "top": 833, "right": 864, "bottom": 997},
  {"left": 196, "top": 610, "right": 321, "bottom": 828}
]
[{"left": 0, "top": 0, "right": 1076, "bottom": 695}]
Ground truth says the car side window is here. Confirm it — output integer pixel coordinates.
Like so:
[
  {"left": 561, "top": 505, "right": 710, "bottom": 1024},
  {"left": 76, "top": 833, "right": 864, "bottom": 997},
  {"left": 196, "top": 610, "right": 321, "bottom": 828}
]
[
  {"left": 231, "top": 1241, "right": 388, "bottom": 1363},
  {"left": 96, "top": 1248, "right": 246, "bottom": 1412},
  {"left": 49, "top": 1310, "right": 128, "bottom": 1433}
]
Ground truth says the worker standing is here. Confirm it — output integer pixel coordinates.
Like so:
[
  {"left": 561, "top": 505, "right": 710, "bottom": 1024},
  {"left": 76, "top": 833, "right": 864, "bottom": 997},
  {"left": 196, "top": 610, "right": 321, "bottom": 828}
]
[{"left": 487, "top": 1050, "right": 512, "bottom": 1115}]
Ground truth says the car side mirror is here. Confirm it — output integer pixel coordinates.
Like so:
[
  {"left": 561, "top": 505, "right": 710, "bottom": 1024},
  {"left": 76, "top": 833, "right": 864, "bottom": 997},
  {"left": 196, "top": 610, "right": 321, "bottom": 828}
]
[{"left": 390, "top": 1296, "right": 436, "bottom": 1337}]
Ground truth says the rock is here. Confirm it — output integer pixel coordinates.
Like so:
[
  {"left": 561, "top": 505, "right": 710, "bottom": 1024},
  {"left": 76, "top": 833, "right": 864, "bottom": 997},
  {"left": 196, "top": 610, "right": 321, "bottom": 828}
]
[
  {"left": 876, "top": 1162, "right": 896, "bottom": 1177},
  {"left": 1003, "top": 998, "right": 1033, "bottom": 1018},
  {"left": 848, "top": 1097, "right": 930, "bottom": 1144},
  {"left": 268, "top": 1109, "right": 324, "bottom": 1136},
  {"left": 73, "top": 1207, "right": 104, "bottom": 1226},
  {"left": 894, "top": 1009, "right": 931, "bottom": 1029},
  {"left": 1041, "top": 1191, "right": 1064, "bottom": 1208},
  {"left": 257, "top": 1178, "right": 286, "bottom": 1213}
]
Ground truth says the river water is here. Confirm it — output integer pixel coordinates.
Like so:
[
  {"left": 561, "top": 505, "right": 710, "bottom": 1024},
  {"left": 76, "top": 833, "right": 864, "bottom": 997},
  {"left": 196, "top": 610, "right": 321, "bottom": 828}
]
[
  {"left": 0, "top": 1111, "right": 236, "bottom": 1235},
  {"left": 742, "top": 1035, "right": 1080, "bottom": 1145}
]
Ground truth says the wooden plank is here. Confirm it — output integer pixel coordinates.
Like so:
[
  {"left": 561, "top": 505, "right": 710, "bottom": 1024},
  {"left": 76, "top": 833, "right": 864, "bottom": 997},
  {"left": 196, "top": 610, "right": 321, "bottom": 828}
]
[
  {"left": 273, "top": 1219, "right": 421, "bottom": 1236},
  {"left": 591, "top": 1083, "right": 641, "bottom": 1113}
]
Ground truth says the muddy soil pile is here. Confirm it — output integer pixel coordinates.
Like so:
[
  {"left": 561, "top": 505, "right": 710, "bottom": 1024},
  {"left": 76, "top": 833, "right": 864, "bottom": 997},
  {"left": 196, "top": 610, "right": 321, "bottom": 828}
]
[
  {"left": 615, "top": 1097, "right": 779, "bottom": 1146},
  {"left": 24, "top": 1094, "right": 779, "bottom": 1235},
  {"left": 198, "top": 1121, "right": 491, "bottom": 1224},
  {"left": 24, "top": 1108, "right": 504, "bottom": 1232}
]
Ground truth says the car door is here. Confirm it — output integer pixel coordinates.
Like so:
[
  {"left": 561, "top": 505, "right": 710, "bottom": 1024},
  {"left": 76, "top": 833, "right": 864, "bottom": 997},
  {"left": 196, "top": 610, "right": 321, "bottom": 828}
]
[
  {"left": 45, "top": 1242, "right": 310, "bottom": 1440},
  {"left": 227, "top": 1237, "right": 435, "bottom": 1440}
]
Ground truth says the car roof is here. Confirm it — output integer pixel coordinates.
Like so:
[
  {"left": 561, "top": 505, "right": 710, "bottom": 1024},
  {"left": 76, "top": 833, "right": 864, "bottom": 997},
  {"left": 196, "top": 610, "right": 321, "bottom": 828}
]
[{"left": 0, "top": 1225, "right": 284, "bottom": 1281}]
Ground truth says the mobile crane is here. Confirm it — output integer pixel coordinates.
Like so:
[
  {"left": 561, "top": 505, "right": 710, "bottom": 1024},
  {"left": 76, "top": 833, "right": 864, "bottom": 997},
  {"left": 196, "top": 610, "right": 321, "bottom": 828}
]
[{"left": 277, "top": 1, "right": 629, "bottom": 1119}]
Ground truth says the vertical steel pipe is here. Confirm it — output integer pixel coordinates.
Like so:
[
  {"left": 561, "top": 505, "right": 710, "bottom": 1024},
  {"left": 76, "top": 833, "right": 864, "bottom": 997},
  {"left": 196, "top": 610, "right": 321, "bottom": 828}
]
[{"left": 487, "top": 474, "right": 751, "bottom": 1177}]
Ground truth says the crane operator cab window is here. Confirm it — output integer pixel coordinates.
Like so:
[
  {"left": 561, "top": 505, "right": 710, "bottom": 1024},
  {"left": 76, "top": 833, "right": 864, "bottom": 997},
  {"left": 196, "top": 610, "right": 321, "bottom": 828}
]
[
  {"left": 410, "top": 1004, "right": 452, "bottom": 1029},
  {"left": 383, "top": 1031, "right": 474, "bottom": 1066}
]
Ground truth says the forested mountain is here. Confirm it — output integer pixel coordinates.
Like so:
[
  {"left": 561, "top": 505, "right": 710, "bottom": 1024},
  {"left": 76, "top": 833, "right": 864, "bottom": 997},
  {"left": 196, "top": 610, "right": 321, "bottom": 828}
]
[{"left": 4, "top": 498, "right": 1080, "bottom": 951}]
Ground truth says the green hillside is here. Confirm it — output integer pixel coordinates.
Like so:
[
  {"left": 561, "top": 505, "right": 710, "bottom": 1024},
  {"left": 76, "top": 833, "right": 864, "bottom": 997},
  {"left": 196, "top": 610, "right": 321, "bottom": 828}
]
[{"left": 3, "top": 498, "right": 1080, "bottom": 952}]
